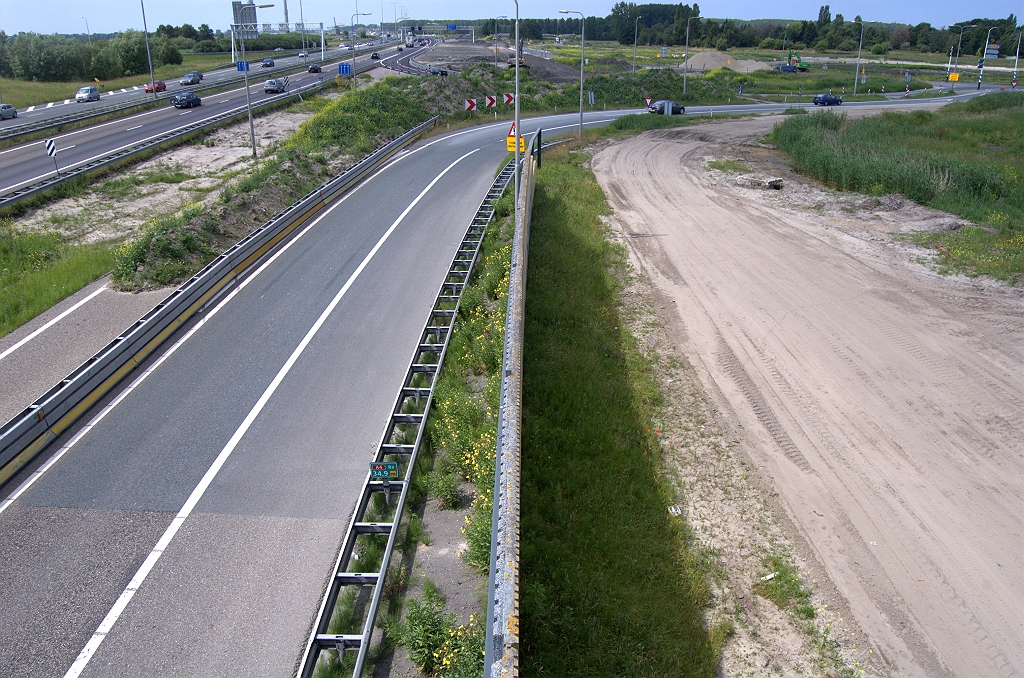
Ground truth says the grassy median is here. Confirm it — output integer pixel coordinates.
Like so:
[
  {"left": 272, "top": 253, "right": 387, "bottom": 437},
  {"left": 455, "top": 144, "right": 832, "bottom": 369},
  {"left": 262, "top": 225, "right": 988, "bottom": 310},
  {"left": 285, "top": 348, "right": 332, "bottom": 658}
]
[
  {"left": 519, "top": 143, "right": 717, "bottom": 677},
  {"left": 770, "top": 92, "right": 1024, "bottom": 283}
]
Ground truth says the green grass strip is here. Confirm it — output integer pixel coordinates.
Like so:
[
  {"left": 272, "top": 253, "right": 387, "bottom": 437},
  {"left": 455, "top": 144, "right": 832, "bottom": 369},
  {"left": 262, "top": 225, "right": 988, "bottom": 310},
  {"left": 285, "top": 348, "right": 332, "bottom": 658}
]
[
  {"left": 519, "top": 145, "right": 716, "bottom": 677},
  {"left": 0, "top": 222, "right": 114, "bottom": 338}
]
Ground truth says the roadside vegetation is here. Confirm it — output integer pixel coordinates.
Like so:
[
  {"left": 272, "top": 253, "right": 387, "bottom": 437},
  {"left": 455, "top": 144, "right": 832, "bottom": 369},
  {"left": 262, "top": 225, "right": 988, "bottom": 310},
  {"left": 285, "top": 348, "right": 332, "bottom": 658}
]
[
  {"left": 519, "top": 141, "right": 720, "bottom": 676},
  {"left": 0, "top": 219, "right": 113, "bottom": 336},
  {"left": 770, "top": 92, "right": 1024, "bottom": 283}
]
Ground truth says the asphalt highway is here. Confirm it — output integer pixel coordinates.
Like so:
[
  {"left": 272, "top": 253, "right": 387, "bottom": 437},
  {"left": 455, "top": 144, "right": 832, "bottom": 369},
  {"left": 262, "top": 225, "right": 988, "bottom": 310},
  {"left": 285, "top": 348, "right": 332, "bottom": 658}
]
[
  {"left": 0, "top": 41, "right": 397, "bottom": 124},
  {"left": 0, "top": 109, "right": 631, "bottom": 677},
  {"left": 0, "top": 45, "right": 402, "bottom": 198}
]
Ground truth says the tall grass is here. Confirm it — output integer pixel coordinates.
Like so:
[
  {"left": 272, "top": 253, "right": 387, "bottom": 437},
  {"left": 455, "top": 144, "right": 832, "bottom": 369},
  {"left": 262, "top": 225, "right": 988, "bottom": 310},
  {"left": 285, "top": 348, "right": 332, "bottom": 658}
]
[
  {"left": 520, "top": 144, "right": 716, "bottom": 676},
  {"left": 0, "top": 221, "right": 113, "bottom": 338},
  {"left": 770, "top": 92, "right": 1024, "bottom": 282}
]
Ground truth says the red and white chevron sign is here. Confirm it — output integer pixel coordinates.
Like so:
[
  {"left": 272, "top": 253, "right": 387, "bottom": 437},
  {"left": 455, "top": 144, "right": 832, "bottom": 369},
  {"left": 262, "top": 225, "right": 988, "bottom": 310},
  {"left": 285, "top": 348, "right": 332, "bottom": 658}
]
[
  {"left": 503, "top": 93, "right": 515, "bottom": 105},
  {"left": 465, "top": 98, "right": 477, "bottom": 111},
  {"left": 485, "top": 95, "right": 497, "bottom": 108}
]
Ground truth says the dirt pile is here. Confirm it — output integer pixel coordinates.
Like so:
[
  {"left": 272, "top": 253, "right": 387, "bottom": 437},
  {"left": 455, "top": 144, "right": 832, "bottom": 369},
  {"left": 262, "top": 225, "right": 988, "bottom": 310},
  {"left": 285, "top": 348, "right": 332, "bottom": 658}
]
[{"left": 682, "top": 50, "right": 770, "bottom": 73}]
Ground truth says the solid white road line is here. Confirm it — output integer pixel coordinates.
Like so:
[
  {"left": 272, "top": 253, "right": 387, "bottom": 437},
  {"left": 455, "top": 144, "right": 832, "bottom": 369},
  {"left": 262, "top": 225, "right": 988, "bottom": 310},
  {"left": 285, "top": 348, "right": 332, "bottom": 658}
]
[
  {"left": 0, "top": 286, "right": 106, "bottom": 362},
  {"left": 60, "top": 147, "right": 479, "bottom": 678}
]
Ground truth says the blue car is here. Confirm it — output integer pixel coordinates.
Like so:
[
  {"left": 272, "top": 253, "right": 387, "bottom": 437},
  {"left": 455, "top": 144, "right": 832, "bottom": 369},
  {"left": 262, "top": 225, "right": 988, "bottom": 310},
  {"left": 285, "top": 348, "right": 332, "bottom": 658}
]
[{"left": 813, "top": 93, "right": 842, "bottom": 106}]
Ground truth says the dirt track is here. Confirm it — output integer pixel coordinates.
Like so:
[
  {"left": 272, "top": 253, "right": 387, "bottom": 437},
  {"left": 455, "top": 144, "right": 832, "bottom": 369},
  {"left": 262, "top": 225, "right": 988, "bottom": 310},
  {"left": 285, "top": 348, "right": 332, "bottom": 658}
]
[{"left": 592, "top": 115, "right": 1023, "bottom": 677}]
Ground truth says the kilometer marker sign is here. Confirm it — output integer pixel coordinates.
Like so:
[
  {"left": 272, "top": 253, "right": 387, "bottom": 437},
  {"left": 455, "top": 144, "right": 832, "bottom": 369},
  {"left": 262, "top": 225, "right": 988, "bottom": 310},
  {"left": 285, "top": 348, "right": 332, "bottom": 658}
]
[{"left": 465, "top": 98, "right": 477, "bottom": 111}]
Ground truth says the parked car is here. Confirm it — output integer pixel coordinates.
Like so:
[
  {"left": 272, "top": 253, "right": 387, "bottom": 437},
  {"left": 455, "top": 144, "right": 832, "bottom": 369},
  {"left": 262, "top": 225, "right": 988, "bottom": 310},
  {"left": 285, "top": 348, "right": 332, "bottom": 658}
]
[
  {"left": 262, "top": 57, "right": 275, "bottom": 67},
  {"left": 370, "top": 52, "right": 380, "bottom": 59},
  {"left": 647, "top": 99, "right": 684, "bottom": 115},
  {"left": 813, "top": 92, "right": 843, "bottom": 106},
  {"left": 308, "top": 63, "right": 322, "bottom": 73},
  {"left": 0, "top": 103, "right": 17, "bottom": 120},
  {"left": 75, "top": 85, "right": 100, "bottom": 102},
  {"left": 144, "top": 80, "right": 166, "bottom": 93},
  {"left": 264, "top": 78, "right": 287, "bottom": 93},
  {"left": 298, "top": 51, "right": 308, "bottom": 57},
  {"left": 180, "top": 73, "right": 200, "bottom": 86},
  {"left": 172, "top": 92, "right": 201, "bottom": 108}
]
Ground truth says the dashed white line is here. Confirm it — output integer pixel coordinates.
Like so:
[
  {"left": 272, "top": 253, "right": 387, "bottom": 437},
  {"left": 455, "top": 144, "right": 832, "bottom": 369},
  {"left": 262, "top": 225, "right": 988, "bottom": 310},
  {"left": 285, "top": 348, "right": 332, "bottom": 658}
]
[
  {"left": 55, "top": 145, "right": 76, "bottom": 152},
  {"left": 46, "top": 102, "right": 54, "bottom": 108},
  {"left": 126, "top": 125, "right": 143, "bottom": 131},
  {"left": 26, "top": 106, "right": 35, "bottom": 112},
  {"left": 0, "top": 286, "right": 106, "bottom": 362}
]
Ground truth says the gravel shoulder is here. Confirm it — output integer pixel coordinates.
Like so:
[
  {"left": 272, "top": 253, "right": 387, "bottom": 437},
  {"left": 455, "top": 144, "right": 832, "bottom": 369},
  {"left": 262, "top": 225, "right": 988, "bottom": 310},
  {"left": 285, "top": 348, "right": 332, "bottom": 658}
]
[{"left": 591, "top": 113, "right": 1023, "bottom": 677}]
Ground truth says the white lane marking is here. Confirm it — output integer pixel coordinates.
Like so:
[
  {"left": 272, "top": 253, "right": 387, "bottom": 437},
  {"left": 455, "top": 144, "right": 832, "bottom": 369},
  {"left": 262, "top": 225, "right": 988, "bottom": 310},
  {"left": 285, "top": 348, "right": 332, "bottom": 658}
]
[
  {"left": 55, "top": 145, "right": 76, "bottom": 152},
  {"left": 0, "top": 109, "right": 165, "bottom": 158},
  {"left": 0, "top": 135, "right": 410, "bottom": 516},
  {"left": 120, "top": 88, "right": 127, "bottom": 93},
  {"left": 26, "top": 106, "right": 35, "bottom": 112},
  {"left": 61, "top": 146, "right": 479, "bottom": 678},
  {"left": 0, "top": 287, "right": 107, "bottom": 362},
  {"left": 46, "top": 102, "right": 54, "bottom": 108},
  {"left": 178, "top": 111, "right": 190, "bottom": 116},
  {"left": 63, "top": 99, "right": 71, "bottom": 105},
  {"left": 220, "top": 100, "right": 230, "bottom": 103},
  {"left": 126, "top": 125, "right": 143, "bottom": 131},
  {"left": 132, "top": 86, "right": 139, "bottom": 90}
]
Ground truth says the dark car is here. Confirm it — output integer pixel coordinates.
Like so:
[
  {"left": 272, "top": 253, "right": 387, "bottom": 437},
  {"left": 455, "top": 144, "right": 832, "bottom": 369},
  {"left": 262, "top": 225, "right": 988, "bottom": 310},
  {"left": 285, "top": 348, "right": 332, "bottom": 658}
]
[
  {"left": 430, "top": 67, "right": 448, "bottom": 77},
  {"left": 186, "top": 70, "right": 203, "bottom": 80},
  {"left": 647, "top": 99, "right": 684, "bottom": 115},
  {"left": 0, "top": 103, "right": 17, "bottom": 120},
  {"left": 261, "top": 57, "right": 275, "bottom": 67},
  {"left": 813, "top": 93, "right": 842, "bottom": 106},
  {"left": 172, "top": 92, "right": 201, "bottom": 108},
  {"left": 180, "top": 73, "right": 200, "bottom": 86},
  {"left": 308, "top": 63, "right": 322, "bottom": 73},
  {"left": 370, "top": 52, "right": 380, "bottom": 59},
  {"left": 397, "top": 46, "right": 403, "bottom": 51},
  {"left": 144, "top": 80, "right": 166, "bottom": 93}
]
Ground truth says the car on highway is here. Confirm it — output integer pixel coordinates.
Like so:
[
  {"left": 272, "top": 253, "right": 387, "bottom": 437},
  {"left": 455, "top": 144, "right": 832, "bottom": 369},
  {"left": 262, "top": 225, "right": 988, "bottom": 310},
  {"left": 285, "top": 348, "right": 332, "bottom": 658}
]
[
  {"left": 274, "top": 46, "right": 284, "bottom": 51},
  {"left": 308, "top": 63, "right": 321, "bottom": 73},
  {"left": 298, "top": 51, "right": 308, "bottom": 58},
  {"left": 186, "top": 70, "right": 203, "bottom": 80},
  {"left": 0, "top": 103, "right": 17, "bottom": 120},
  {"left": 180, "top": 73, "right": 200, "bottom": 86},
  {"left": 647, "top": 99, "right": 684, "bottom": 115},
  {"left": 262, "top": 57, "right": 275, "bottom": 67},
  {"left": 171, "top": 92, "right": 201, "bottom": 108},
  {"left": 397, "top": 46, "right": 403, "bottom": 51},
  {"left": 144, "top": 80, "right": 166, "bottom": 93},
  {"left": 264, "top": 78, "right": 287, "bottom": 93},
  {"left": 370, "top": 52, "right": 380, "bottom": 59},
  {"left": 813, "top": 92, "right": 843, "bottom": 106},
  {"left": 75, "top": 85, "right": 100, "bottom": 102}
]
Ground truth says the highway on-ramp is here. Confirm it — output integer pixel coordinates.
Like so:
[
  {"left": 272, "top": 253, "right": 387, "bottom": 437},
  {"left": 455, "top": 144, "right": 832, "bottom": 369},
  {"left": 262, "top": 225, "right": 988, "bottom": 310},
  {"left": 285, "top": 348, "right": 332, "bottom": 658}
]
[{"left": 0, "top": 110, "right": 627, "bottom": 677}]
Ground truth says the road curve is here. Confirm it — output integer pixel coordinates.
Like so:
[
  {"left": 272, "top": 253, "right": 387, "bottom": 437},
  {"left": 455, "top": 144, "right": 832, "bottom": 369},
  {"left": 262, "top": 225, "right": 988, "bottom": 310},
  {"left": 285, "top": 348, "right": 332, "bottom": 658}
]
[{"left": 0, "top": 109, "right": 627, "bottom": 678}]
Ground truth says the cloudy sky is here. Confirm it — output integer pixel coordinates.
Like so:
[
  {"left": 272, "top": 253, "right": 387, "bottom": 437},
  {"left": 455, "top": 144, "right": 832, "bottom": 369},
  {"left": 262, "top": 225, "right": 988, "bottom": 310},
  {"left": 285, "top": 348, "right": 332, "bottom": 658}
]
[{"left": 0, "top": 0, "right": 1016, "bottom": 35}]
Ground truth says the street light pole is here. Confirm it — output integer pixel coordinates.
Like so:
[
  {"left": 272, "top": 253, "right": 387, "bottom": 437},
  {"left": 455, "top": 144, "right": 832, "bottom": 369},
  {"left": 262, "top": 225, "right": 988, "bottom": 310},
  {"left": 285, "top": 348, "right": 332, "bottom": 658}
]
[
  {"left": 233, "top": 25, "right": 259, "bottom": 160},
  {"left": 683, "top": 15, "right": 698, "bottom": 95},
  {"left": 299, "top": 0, "right": 306, "bottom": 62},
  {"left": 140, "top": 0, "right": 157, "bottom": 101},
  {"left": 951, "top": 24, "right": 976, "bottom": 93},
  {"left": 979, "top": 26, "right": 995, "bottom": 90},
  {"left": 352, "top": 12, "right": 371, "bottom": 87},
  {"left": 83, "top": 18, "right": 91, "bottom": 45},
  {"left": 632, "top": 15, "right": 642, "bottom": 74},
  {"left": 852, "top": 20, "right": 865, "bottom": 96},
  {"left": 494, "top": 16, "right": 507, "bottom": 68},
  {"left": 1013, "top": 31, "right": 1021, "bottom": 86},
  {"left": 560, "top": 10, "right": 585, "bottom": 138},
  {"left": 515, "top": 0, "right": 521, "bottom": 203}
]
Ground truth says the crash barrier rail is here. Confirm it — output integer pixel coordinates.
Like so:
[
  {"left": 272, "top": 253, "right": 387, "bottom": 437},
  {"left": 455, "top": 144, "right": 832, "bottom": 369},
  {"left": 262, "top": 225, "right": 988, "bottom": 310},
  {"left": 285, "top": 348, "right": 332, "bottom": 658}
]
[
  {"left": 484, "top": 129, "right": 542, "bottom": 678},
  {"left": 298, "top": 157, "right": 518, "bottom": 678},
  {"left": 0, "top": 73, "right": 362, "bottom": 210},
  {"left": 0, "top": 43, "right": 391, "bottom": 144},
  {"left": 0, "top": 115, "right": 438, "bottom": 488}
]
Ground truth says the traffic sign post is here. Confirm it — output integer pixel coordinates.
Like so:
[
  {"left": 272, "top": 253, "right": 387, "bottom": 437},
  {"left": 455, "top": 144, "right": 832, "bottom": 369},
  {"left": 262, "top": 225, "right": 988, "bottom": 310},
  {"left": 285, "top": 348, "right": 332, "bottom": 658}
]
[
  {"left": 236, "top": 61, "right": 249, "bottom": 71},
  {"left": 44, "top": 138, "right": 60, "bottom": 175},
  {"left": 339, "top": 62, "right": 351, "bottom": 75},
  {"left": 506, "top": 122, "right": 524, "bottom": 152},
  {"left": 644, "top": 97, "right": 653, "bottom": 107}
]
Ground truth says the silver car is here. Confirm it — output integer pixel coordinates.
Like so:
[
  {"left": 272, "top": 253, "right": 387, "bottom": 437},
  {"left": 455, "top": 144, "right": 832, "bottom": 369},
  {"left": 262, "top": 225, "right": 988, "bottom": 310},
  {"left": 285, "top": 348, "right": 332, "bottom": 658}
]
[
  {"left": 76, "top": 85, "right": 100, "bottom": 102},
  {"left": 0, "top": 103, "right": 17, "bottom": 120},
  {"left": 264, "top": 78, "right": 287, "bottom": 93}
]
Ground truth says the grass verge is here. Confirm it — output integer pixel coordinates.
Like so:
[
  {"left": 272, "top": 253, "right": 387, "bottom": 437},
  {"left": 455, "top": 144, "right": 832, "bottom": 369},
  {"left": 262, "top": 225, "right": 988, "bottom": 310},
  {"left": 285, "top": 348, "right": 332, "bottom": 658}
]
[
  {"left": 0, "top": 219, "right": 114, "bottom": 338},
  {"left": 770, "top": 92, "right": 1024, "bottom": 283},
  {"left": 519, "top": 142, "right": 718, "bottom": 676}
]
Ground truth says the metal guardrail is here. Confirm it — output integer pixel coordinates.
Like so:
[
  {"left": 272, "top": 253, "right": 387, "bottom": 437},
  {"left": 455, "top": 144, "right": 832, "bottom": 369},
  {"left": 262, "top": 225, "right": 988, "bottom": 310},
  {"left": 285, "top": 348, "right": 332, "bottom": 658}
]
[
  {"left": 484, "top": 130, "right": 540, "bottom": 678},
  {"left": 0, "top": 115, "right": 438, "bottom": 487},
  {"left": 299, "top": 157, "right": 518, "bottom": 678},
  {"left": 0, "top": 67, "right": 389, "bottom": 211},
  {"left": 0, "top": 44, "right": 393, "bottom": 144}
]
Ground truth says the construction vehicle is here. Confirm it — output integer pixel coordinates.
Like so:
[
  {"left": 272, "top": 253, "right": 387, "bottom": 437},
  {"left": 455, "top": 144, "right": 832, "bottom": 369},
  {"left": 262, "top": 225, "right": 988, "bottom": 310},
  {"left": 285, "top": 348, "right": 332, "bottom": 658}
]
[{"left": 776, "top": 50, "right": 810, "bottom": 72}]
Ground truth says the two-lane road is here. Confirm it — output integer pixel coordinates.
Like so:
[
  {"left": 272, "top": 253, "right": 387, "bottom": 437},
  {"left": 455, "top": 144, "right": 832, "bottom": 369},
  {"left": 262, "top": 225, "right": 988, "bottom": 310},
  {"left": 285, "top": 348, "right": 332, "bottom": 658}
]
[{"left": 0, "top": 109, "right": 629, "bottom": 677}]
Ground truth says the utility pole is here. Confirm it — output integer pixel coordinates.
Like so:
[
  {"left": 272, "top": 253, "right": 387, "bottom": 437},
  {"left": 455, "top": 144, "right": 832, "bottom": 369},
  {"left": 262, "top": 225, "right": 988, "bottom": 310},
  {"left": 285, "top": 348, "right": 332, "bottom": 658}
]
[
  {"left": 852, "top": 20, "right": 865, "bottom": 96},
  {"left": 560, "top": 10, "right": 585, "bottom": 138},
  {"left": 352, "top": 12, "right": 371, "bottom": 87},
  {"left": 83, "top": 18, "right": 91, "bottom": 45},
  {"left": 683, "top": 15, "right": 698, "bottom": 95},
  {"left": 632, "top": 15, "right": 642, "bottom": 74},
  {"left": 140, "top": 0, "right": 156, "bottom": 101},
  {"left": 234, "top": 26, "right": 258, "bottom": 160},
  {"left": 299, "top": 0, "right": 306, "bottom": 62},
  {"left": 1013, "top": 31, "right": 1021, "bottom": 86},
  {"left": 951, "top": 24, "right": 976, "bottom": 93}
]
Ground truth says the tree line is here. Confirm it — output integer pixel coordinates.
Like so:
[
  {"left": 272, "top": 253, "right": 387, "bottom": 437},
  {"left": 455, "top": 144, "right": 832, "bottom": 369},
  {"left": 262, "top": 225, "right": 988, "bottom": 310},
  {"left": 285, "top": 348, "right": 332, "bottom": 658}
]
[
  {"left": 0, "top": 23, "right": 321, "bottom": 83},
  {"left": 481, "top": 5, "right": 1019, "bottom": 57}
]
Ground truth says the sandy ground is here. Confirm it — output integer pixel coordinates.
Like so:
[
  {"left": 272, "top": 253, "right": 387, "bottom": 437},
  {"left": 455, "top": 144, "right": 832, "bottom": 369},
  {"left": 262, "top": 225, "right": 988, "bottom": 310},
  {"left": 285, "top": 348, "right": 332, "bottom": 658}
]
[
  {"left": 591, "top": 114, "right": 1023, "bottom": 677},
  {"left": 682, "top": 50, "right": 771, "bottom": 73}
]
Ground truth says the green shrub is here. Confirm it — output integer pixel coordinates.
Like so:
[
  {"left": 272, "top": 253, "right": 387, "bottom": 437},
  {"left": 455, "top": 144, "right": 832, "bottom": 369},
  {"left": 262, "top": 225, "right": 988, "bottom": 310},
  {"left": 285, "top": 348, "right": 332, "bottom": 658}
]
[{"left": 427, "top": 471, "right": 461, "bottom": 510}]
